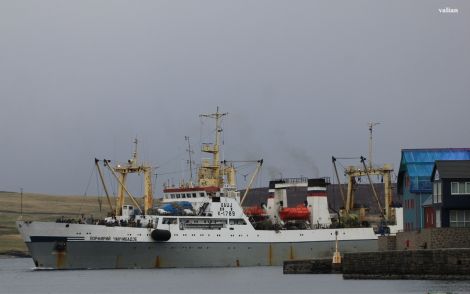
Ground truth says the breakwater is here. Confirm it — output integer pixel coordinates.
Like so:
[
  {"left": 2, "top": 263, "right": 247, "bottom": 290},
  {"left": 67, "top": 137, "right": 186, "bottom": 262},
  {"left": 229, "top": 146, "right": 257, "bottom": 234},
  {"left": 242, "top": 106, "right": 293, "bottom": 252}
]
[
  {"left": 285, "top": 249, "right": 470, "bottom": 279},
  {"left": 343, "top": 249, "right": 470, "bottom": 280}
]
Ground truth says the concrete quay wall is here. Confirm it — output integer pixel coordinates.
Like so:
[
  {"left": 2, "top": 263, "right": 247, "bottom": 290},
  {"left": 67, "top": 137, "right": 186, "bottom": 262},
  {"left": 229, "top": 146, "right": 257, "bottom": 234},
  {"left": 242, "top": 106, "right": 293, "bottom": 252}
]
[
  {"left": 342, "top": 249, "right": 470, "bottom": 280},
  {"left": 378, "top": 235, "right": 396, "bottom": 251},
  {"left": 379, "top": 228, "right": 470, "bottom": 251}
]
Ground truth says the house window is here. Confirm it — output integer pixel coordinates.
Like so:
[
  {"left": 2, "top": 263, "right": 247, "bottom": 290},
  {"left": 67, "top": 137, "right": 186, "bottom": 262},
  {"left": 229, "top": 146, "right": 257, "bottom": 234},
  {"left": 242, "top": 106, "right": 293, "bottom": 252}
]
[
  {"left": 437, "top": 182, "right": 442, "bottom": 203},
  {"left": 451, "top": 182, "right": 470, "bottom": 195},
  {"left": 451, "top": 182, "right": 458, "bottom": 194},
  {"left": 449, "top": 210, "right": 470, "bottom": 227},
  {"left": 433, "top": 181, "right": 442, "bottom": 203}
]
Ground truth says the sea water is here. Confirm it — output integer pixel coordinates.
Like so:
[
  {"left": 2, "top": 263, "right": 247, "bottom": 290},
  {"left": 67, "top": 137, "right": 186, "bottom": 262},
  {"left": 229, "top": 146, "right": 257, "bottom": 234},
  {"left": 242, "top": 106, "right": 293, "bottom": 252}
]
[{"left": 1, "top": 258, "right": 469, "bottom": 294}]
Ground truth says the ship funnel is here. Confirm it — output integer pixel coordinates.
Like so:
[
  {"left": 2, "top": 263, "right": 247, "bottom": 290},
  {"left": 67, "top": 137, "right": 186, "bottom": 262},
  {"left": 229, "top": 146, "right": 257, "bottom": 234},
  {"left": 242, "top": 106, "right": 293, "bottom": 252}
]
[{"left": 306, "top": 178, "right": 332, "bottom": 229}]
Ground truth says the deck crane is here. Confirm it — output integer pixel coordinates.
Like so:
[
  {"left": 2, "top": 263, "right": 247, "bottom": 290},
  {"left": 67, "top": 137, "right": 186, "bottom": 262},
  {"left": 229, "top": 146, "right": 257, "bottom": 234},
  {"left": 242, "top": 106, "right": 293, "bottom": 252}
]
[
  {"left": 96, "top": 139, "right": 154, "bottom": 216},
  {"left": 240, "top": 159, "right": 263, "bottom": 205},
  {"left": 94, "top": 158, "right": 114, "bottom": 213},
  {"left": 331, "top": 156, "right": 347, "bottom": 211},
  {"left": 332, "top": 155, "right": 394, "bottom": 226},
  {"left": 360, "top": 156, "right": 385, "bottom": 220},
  {"left": 332, "top": 122, "right": 395, "bottom": 225},
  {"left": 221, "top": 159, "right": 264, "bottom": 206}
]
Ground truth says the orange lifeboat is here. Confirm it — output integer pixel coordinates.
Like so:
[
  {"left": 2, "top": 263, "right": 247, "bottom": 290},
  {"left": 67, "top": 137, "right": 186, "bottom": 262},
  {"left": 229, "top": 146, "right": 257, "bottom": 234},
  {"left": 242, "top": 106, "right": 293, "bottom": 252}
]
[
  {"left": 279, "top": 205, "right": 310, "bottom": 221},
  {"left": 244, "top": 206, "right": 265, "bottom": 216}
]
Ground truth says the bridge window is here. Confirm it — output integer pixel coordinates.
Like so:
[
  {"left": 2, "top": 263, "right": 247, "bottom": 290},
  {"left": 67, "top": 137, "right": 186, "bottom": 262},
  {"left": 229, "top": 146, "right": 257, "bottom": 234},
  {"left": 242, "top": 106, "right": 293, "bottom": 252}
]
[
  {"left": 229, "top": 219, "right": 247, "bottom": 225},
  {"left": 162, "top": 218, "right": 177, "bottom": 225}
]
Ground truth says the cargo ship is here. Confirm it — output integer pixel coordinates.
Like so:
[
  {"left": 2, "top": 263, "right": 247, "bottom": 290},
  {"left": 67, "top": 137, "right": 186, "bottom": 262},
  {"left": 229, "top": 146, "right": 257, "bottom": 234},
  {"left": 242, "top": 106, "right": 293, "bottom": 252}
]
[{"left": 16, "top": 109, "right": 401, "bottom": 269}]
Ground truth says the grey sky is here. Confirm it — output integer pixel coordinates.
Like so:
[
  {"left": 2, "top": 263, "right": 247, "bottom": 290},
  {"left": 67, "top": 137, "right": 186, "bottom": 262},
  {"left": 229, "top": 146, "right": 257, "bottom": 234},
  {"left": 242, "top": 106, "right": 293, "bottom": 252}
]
[{"left": 1, "top": 1, "right": 469, "bottom": 195}]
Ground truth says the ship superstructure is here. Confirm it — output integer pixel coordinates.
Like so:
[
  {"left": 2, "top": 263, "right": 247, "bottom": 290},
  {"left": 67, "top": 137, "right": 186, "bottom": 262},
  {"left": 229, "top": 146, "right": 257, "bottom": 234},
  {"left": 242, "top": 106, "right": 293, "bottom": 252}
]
[
  {"left": 161, "top": 108, "right": 239, "bottom": 205},
  {"left": 16, "top": 109, "right": 394, "bottom": 270}
]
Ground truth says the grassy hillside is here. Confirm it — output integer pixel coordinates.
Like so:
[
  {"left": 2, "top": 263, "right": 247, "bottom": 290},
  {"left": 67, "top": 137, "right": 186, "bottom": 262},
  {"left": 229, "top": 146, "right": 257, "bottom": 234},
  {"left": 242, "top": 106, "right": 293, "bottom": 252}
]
[{"left": 0, "top": 191, "right": 112, "bottom": 255}]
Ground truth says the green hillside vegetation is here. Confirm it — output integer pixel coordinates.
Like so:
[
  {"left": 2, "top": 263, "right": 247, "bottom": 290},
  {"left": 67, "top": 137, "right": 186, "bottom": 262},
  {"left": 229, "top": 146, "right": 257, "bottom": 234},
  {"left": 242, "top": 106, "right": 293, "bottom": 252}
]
[{"left": 0, "top": 191, "right": 119, "bottom": 255}]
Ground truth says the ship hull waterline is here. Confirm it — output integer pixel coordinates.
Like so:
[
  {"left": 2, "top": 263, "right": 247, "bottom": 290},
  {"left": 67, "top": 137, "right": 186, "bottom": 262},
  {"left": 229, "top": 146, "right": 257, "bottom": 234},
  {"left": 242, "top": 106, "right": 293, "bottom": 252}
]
[{"left": 25, "top": 239, "right": 377, "bottom": 269}]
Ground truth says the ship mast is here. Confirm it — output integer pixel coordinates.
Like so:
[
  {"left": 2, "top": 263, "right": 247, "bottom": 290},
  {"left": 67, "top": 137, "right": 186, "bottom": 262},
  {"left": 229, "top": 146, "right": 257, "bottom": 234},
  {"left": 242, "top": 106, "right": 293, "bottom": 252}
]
[
  {"left": 198, "top": 107, "right": 228, "bottom": 188},
  {"left": 368, "top": 121, "right": 380, "bottom": 169},
  {"left": 185, "top": 136, "right": 194, "bottom": 182}
]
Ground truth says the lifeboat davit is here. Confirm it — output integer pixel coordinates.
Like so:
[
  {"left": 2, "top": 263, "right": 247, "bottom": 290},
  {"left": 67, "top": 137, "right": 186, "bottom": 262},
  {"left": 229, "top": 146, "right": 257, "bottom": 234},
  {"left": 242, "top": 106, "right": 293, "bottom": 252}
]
[{"left": 279, "top": 205, "right": 310, "bottom": 221}]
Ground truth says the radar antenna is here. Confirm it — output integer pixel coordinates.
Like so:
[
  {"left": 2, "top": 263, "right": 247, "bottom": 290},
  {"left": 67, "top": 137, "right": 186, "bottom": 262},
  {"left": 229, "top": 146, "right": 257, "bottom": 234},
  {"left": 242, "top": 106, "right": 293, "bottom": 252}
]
[{"left": 185, "top": 136, "right": 195, "bottom": 181}]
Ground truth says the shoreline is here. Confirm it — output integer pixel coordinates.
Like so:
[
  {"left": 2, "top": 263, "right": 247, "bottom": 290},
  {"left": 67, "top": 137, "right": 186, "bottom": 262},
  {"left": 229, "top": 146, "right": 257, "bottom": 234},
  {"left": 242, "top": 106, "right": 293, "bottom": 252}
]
[{"left": 0, "top": 251, "right": 31, "bottom": 259}]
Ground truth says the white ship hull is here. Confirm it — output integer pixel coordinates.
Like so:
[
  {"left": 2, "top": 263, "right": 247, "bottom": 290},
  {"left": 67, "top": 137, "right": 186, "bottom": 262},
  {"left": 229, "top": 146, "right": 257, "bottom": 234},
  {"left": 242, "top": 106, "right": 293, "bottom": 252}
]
[{"left": 17, "top": 221, "right": 377, "bottom": 269}]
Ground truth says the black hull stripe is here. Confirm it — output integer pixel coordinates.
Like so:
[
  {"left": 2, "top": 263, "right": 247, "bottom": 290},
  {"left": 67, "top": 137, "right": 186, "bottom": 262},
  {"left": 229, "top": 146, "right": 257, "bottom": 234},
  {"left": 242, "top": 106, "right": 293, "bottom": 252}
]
[
  {"left": 30, "top": 236, "right": 85, "bottom": 242},
  {"left": 30, "top": 236, "right": 67, "bottom": 242},
  {"left": 27, "top": 239, "right": 375, "bottom": 244}
]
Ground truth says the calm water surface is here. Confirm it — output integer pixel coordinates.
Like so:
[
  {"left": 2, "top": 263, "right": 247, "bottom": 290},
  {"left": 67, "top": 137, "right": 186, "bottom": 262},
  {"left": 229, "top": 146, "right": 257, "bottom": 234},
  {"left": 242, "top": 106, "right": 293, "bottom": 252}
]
[{"left": 1, "top": 258, "right": 470, "bottom": 294}]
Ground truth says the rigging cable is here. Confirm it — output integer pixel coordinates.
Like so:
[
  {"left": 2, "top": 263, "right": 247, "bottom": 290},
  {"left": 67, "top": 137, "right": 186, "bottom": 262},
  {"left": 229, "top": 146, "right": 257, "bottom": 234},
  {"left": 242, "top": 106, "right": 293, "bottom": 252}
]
[
  {"left": 107, "top": 165, "right": 116, "bottom": 198},
  {"left": 95, "top": 168, "right": 102, "bottom": 213},
  {"left": 78, "top": 163, "right": 96, "bottom": 215}
]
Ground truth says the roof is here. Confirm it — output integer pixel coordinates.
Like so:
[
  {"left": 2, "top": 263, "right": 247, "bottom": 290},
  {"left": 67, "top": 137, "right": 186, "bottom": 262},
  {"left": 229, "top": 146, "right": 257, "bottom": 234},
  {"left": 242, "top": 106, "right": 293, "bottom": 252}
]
[
  {"left": 397, "top": 148, "right": 470, "bottom": 194},
  {"left": 432, "top": 160, "right": 470, "bottom": 180},
  {"left": 422, "top": 196, "right": 433, "bottom": 207}
]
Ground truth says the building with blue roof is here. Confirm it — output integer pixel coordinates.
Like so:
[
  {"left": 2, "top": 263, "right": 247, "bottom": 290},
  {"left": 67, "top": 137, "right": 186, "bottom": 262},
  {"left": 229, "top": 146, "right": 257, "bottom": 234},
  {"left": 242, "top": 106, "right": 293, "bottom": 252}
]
[{"left": 397, "top": 148, "right": 470, "bottom": 231}]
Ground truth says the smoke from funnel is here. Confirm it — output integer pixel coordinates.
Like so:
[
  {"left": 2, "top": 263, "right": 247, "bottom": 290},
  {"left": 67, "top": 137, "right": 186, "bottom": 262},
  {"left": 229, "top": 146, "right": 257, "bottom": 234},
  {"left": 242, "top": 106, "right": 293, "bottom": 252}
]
[
  {"left": 267, "top": 166, "right": 283, "bottom": 180},
  {"left": 286, "top": 146, "right": 320, "bottom": 178}
]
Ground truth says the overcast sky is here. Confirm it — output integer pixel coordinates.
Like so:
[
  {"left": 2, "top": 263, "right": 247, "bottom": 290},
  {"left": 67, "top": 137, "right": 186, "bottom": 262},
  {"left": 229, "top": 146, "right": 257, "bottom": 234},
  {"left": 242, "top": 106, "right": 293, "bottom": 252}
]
[{"left": 1, "top": 1, "right": 469, "bottom": 196}]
